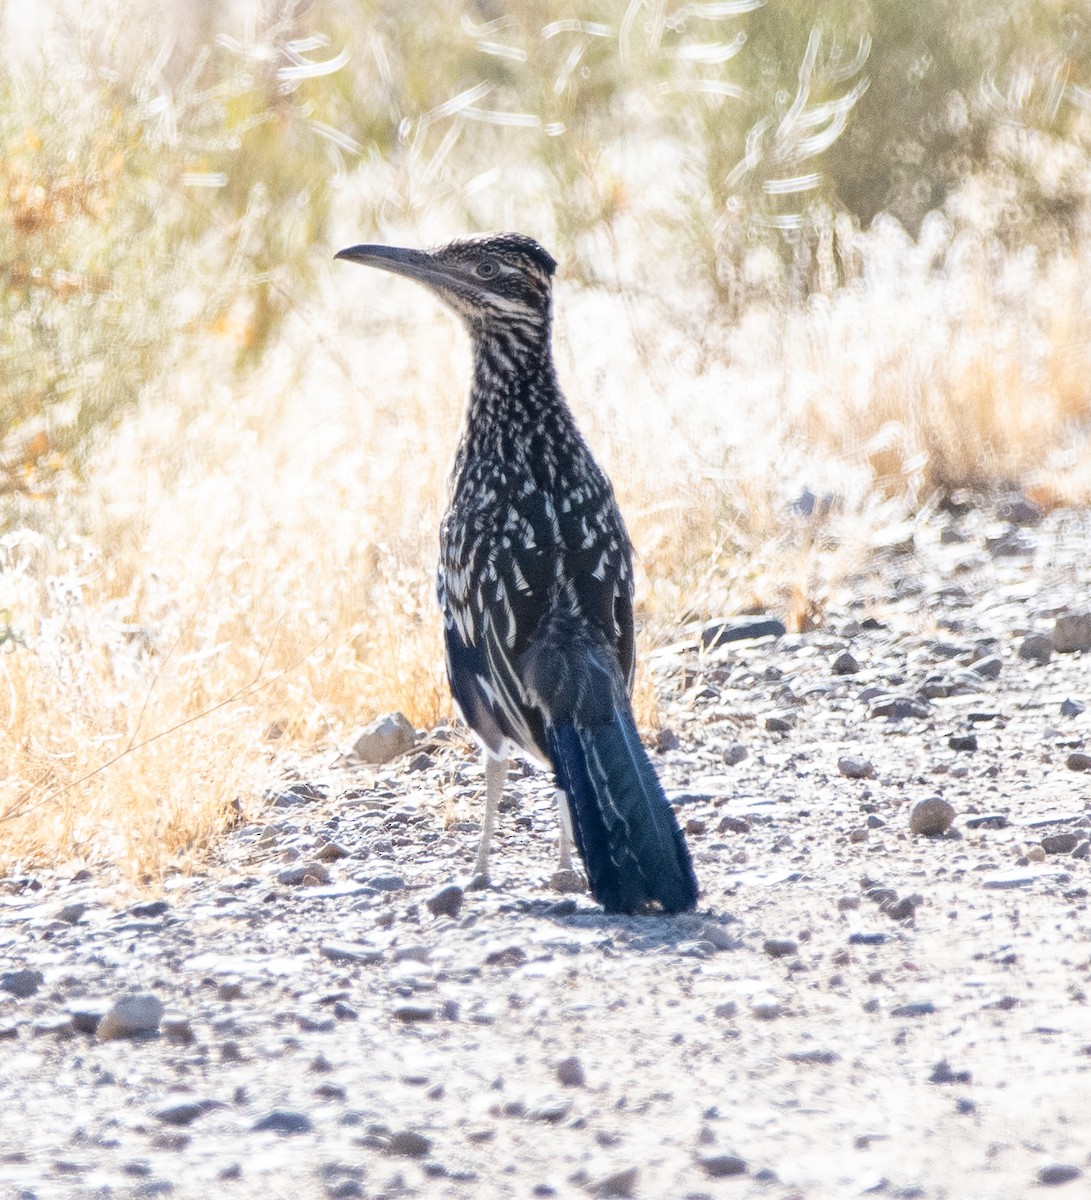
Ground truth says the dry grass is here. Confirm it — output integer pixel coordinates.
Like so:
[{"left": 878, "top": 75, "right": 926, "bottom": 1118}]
[{"left": 3, "top": 211, "right": 1090, "bottom": 881}]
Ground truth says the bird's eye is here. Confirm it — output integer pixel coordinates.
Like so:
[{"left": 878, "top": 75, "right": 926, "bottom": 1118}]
[{"left": 474, "top": 258, "right": 500, "bottom": 280}]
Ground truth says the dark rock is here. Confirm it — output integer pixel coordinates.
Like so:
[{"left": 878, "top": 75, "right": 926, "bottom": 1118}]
[
  {"left": 1, "top": 969, "right": 44, "bottom": 998},
  {"left": 276, "top": 862, "right": 331, "bottom": 887},
  {"left": 701, "top": 616, "right": 786, "bottom": 650},
  {"left": 1053, "top": 612, "right": 1091, "bottom": 653},
  {"left": 965, "top": 813, "right": 1008, "bottom": 829},
  {"left": 154, "top": 1102, "right": 204, "bottom": 1127},
  {"left": 589, "top": 1165, "right": 639, "bottom": 1197},
  {"left": 831, "top": 651, "right": 859, "bottom": 675},
  {"left": 426, "top": 884, "right": 464, "bottom": 919},
  {"left": 838, "top": 756, "right": 875, "bottom": 779},
  {"left": 723, "top": 742, "right": 748, "bottom": 766},
  {"left": 948, "top": 733, "right": 978, "bottom": 752},
  {"left": 251, "top": 1110, "right": 313, "bottom": 1135},
  {"left": 890, "top": 1001, "right": 936, "bottom": 1018},
  {"left": 1037, "top": 1164, "right": 1082, "bottom": 1187},
  {"left": 69, "top": 1002, "right": 111, "bottom": 1034},
  {"left": 870, "top": 696, "right": 930, "bottom": 721},
  {"left": 1018, "top": 633, "right": 1053, "bottom": 664},
  {"left": 1040, "top": 833, "right": 1080, "bottom": 855},
  {"left": 1065, "top": 753, "right": 1091, "bottom": 773},
  {"left": 909, "top": 797, "right": 956, "bottom": 836},
  {"left": 392, "top": 1004, "right": 436, "bottom": 1023},
  {"left": 929, "top": 1059, "right": 972, "bottom": 1084},
  {"left": 1060, "top": 698, "right": 1086, "bottom": 717},
  {"left": 130, "top": 900, "right": 170, "bottom": 919},
  {"left": 763, "top": 938, "right": 798, "bottom": 959},
  {"left": 969, "top": 655, "right": 1002, "bottom": 681},
  {"left": 320, "top": 941, "right": 383, "bottom": 965},
  {"left": 387, "top": 1130, "right": 432, "bottom": 1157},
  {"left": 698, "top": 1153, "right": 747, "bottom": 1178}
]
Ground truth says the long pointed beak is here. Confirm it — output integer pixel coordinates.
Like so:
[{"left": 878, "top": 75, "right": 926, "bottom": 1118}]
[{"left": 334, "top": 243, "right": 465, "bottom": 297}]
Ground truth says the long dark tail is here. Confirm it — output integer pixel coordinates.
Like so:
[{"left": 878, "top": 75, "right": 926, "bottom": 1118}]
[{"left": 545, "top": 707, "right": 698, "bottom": 915}]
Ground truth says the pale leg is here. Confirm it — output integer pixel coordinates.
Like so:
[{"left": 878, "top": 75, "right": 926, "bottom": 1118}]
[
  {"left": 471, "top": 752, "right": 506, "bottom": 883},
  {"left": 555, "top": 788, "right": 574, "bottom": 871}
]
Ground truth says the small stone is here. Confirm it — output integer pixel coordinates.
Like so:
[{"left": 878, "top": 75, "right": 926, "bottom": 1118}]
[
  {"left": 154, "top": 1102, "right": 204, "bottom": 1127},
  {"left": 426, "top": 884, "right": 464, "bottom": 919},
  {"left": 392, "top": 1004, "right": 436, "bottom": 1023},
  {"left": 69, "top": 1001, "right": 111, "bottom": 1034},
  {"left": 556, "top": 1056, "right": 586, "bottom": 1087},
  {"left": 1073, "top": 841, "right": 1091, "bottom": 860},
  {"left": 387, "top": 1130, "right": 432, "bottom": 1157},
  {"left": 528, "top": 1095, "right": 572, "bottom": 1123},
  {"left": 1065, "top": 752, "right": 1091, "bottom": 773},
  {"left": 762, "top": 937, "right": 798, "bottom": 959},
  {"left": 1040, "top": 833, "right": 1080, "bottom": 855},
  {"left": 970, "top": 655, "right": 1002, "bottom": 680},
  {"left": 701, "top": 616, "right": 786, "bottom": 650},
  {"left": 1, "top": 969, "right": 44, "bottom": 998},
  {"left": 320, "top": 941, "right": 383, "bottom": 965},
  {"left": 1037, "top": 1164, "right": 1082, "bottom": 1187},
  {"left": 948, "top": 733, "right": 978, "bottom": 752},
  {"left": 98, "top": 993, "right": 164, "bottom": 1041},
  {"left": 837, "top": 895, "right": 860, "bottom": 911},
  {"left": 750, "top": 996, "right": 782, "bottom": 1020},
  {"left": 130, "top": 899, "right": 170, "bottom": 918},
  {"left": 713, "top": 1000, "right": 738, "bottom": 1019},
  {"left": 1025, "top": 845, "right": 1047, "bottom": 863},
  {"left": 1060, "top": 697, "right": 1086, "bottom": 717},
  {"left": 965, "top": 813, "right": 1008, "bottom": 829},
  {"left": 276, "top": 862, "right": 331, "bottom": 887},
  {"left": 589, "top": 1165, "right": 639, "bottom": 1197},
  {"left": 848, "top": 828, "right": 869, "bottom": 844},
  {"left": 367, "top": 874, "right": 405, "bottom": 891},
  {"left": 765, "top": 713, "right": 794, "bottom": 733},
  {"left": 350, "top": 712, "right": 416, "bottom": 763},
  {"left": 909, "top": 797, "right": 956, "bottom": 836},
  {"left": 56, "top": 902, "right": 88, "bottom": 924},
  {"left": 315, "top": 841, "right": 351, "bottom": 862},
  {"left": 870, "top": 696, "right": 930, "bottom": 721},
  {"left": 831, "top": 651, "right": 859, "bottom": 675},
  {"left": 251, "top": 1110, "right": 313, "bottom": 1135},
  {"left": 1053, "top": 612, "right": 1091, "bottom": 654},
  {"left": 929, "top": 1059, "right": 972, "bottom": 1084},
  {"left": 996, "top": 494, "right": 1042, "bottom": 525},
  {"left": 1018, "top": 633, "right": 1053, "bottom": 664},
  {"left": 161, "top": 1016, "right": 195, "bottom": 1045},
  {"left": 722, "top": 742, "right": 748, "bottom": 767},
  {"left": 217, "top": 980, "right": 243, "bottom": 1002},
  {"left": 890, "top": 1001, "right": 936, "bottom": 1018},
  {"left": 655, "top": 727, "right": 679, "bottom": 752},
  {"left": 684, "top": 817, "right": 706, "bottom": 835},
  {"left": 698, "top": 1153, "right": 747, "bottom": 1178},
  {"left": 838, "top": 756, "right": 875, "bottom": 779}
]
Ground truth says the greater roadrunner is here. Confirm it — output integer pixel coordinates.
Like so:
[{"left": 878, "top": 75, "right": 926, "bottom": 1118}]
[{"left": 335, "top": 233, "right": 698, "bottom": 914}]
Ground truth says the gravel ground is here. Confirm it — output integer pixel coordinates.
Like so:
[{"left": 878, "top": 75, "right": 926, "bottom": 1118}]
[{"left": 2, "top": 501, "right": 1090, "bottom": 1200}]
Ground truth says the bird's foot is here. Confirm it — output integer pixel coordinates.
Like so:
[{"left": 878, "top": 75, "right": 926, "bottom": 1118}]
[
  {"left": 549, "top": 868, "right": 586, "bottom": 895},
  {"left": 467, "top": 872, "right": 491, "bottom": 892}
]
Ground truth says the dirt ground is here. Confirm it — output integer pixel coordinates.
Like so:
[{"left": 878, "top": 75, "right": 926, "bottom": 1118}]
[{"left": 2, "top": 502, "right": 1089, "bottom": 1200}]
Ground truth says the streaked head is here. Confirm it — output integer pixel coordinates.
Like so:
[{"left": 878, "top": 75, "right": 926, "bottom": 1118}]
[{"left": 334, "top": 233, "right": 557, "bottom": 343}]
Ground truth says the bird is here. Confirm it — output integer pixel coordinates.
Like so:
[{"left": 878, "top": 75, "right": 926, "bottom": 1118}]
[{"left": 335, "top": 232, "right": 698, "bottom": 915}]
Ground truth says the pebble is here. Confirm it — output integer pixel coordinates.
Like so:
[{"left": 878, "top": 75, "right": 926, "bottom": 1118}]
[
  {"left": 315, "top": 841, "right": 351, "bottom": 862},
  {"left": 1040, "top": 833, "right": 1080, "bottom": 855},
  {"left": 929, "top": 1059, "right": 972, "bottom": 1084},
  {"left": 1060, "top": 697, "right": 1086, "bottom": 717},
  {"left": 1018, "top": 633, "right": 1053, "bottom": 664},
  {"left": 425, "top": 884, "right": 464, "bottom": 919},
  {"left": 713, "top": 1000, "right": 739, "bottom": 1019},
  {"left": 723, "top": 742, "right": 748, "bottom": 766},
  {"left": 320, "top": 941, "right": 383, "bottom": 965},
  {"left": 350, "top": 712, "right": 416, "bottom": 763},
  {"left": 765, "top": 713, "right": 794, "bottom": 733},
  {"left": 1065, "top": 752, "right": 1091, "bottom": 772},
  {"left": 970, "top": 655, "right": 1002, "bottom": 680},
  {"left": 948, "top": 733, "right": 978, "bottom": 752},
  {"left": 386, "top": 1131, "right": 432, "bottom": 1157},
  {"left": 130, "top": 899, "right": 170, "bottom": 918},
  {"left": 698, "top": 1152, "right": 747, "bottom": 1178},
  {"left": 909, "top": 797, "right": 956, "bottom": 836},
  {"left": 251, "top": 1110, "right": 313, "bottom": 1135},
  {"left": 701, "top": 616, "right": 785, "bottom": 649},
  {"left": 763, "top": 937, "right": 798, "bottom": 959},
  {"left": 838, "top": 756, "right": 875, "bottom": 779},
  {"left": 1, "top": 969, "right": 44, "bottom": 998},
  {"left": 890, "top": 1000, "right": 936, "bottom": 1018},
  {"left": 392, "top": 1004, "right": 436, "bottom": 1023},
  {"left": 555, "top": 1056, "right": 586, "bottom": 1087},
  {"left": 1037, "top": 1164, "right": 1082, "bottom": 1187},
  {"left": 831, "top": 651, "right": 859, "bottom": 675},
  {"left": 750, "top": 996, "right": 783, "bottom": 1020},
  {"left": 97, "top": 993, "right": 164, "bottom": 1041},
  {"left": 161, "top": 1016, "right": 195, "bottom": 1045},
  {"left": 69, "top": 1001, "right": 110, "bottom": 1034},
  {"left": 870, "top": 696, "right": 930, "bottom": 720},
  {"left": 527, "top": 1095, "right": 572, "bottom": 1123},
  {"left": 589, "top": 1165, "right": 639, "bottom": 1197},
  {"left": 717, "top": 814, "right": 751, "bottom": 834},
  {"left": 154, "top": 1101, "right": 205, "bottom": 1127},
  {"left": 1052, "top": 612, "right": 1091, "bottom": 654},
  {"left": 276, "top": 862, "right": 331, "bottom": 887},
  {"left": 965, "top": 813, "right": 1008, "bottom": 829}
]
